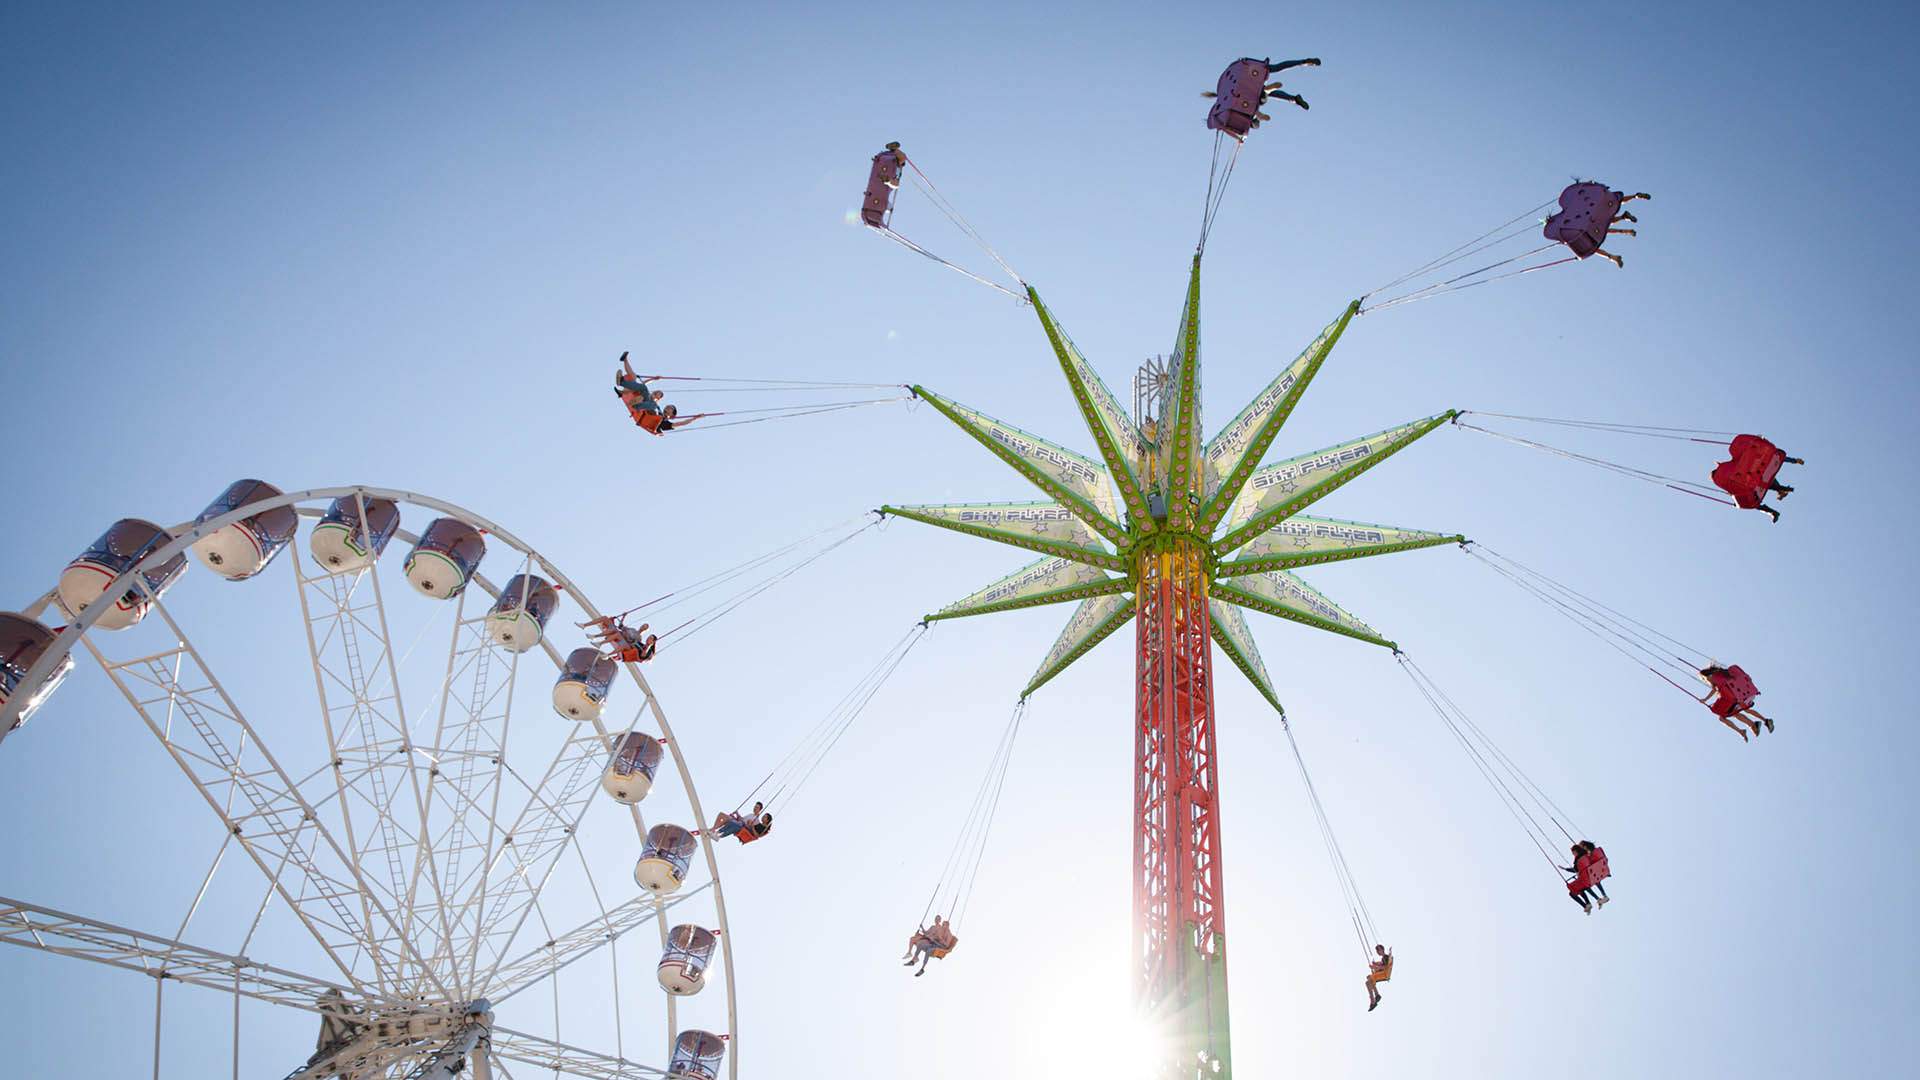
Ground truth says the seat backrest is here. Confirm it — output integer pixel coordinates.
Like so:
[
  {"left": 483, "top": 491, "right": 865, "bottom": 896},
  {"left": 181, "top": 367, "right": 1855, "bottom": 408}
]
[
  {"left": 1208, "top": 59, "right": 1268, "bottom": 134},
  {"left": 1724, "top": 666, "right": 1759, "bottom": 705},
  {"left": 1544, "top": 182, "right": 1620, "bottom": 257}
]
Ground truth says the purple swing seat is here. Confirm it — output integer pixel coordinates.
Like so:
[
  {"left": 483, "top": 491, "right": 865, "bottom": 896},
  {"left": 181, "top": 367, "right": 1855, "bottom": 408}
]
[
  {"left": 1207, "top": 58, "right": 1272, "bottom": 139},
  {"left": 860, "top": 143, "right": 906, "bottom": 229},
  {"left": 1542, "top": 181, "right": 1624, "bottom": 259}
]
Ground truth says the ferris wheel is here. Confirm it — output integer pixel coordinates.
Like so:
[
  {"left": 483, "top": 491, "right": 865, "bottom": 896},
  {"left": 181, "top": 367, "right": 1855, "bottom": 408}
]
[{"left": 0, "top": 482, "right": 738, "bottom": 1080}]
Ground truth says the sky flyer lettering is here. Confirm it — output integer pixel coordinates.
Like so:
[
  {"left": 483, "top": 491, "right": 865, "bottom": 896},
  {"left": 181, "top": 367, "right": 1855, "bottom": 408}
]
[
  {"left": 967, "top": 558, "right": 1085, "bottom": 607},
  {"left": 1262, "top": 520, "right": 1389, "bottom": 546},
  {"left": 953, "top": 504, "right": 1082, "bottom": 533},
  {"left": 1249, "top": 437, "right": 1380, "bottom": 492},
  {"left": 986, "top": 424, "right": 1102, "bottom": 487}
]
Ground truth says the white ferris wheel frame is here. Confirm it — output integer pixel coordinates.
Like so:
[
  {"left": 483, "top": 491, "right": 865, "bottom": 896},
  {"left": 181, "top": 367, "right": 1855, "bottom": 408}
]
[{"left": 0, "top": 484, "right": 738, "bottom": 1080}]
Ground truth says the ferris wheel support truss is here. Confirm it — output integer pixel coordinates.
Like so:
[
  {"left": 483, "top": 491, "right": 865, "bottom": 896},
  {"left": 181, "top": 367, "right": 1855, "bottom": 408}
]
[
  {"left": 0, "top": 893, "right": 685, "bottom": 1080},
  {"left": 0, "top": 486, "right": 740, "bottom": 1079}
]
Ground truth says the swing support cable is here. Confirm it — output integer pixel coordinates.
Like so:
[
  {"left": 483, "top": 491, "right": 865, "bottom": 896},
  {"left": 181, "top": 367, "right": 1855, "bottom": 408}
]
[
  {"left": 920, "top": 699, "right": 1027, "bottom": 931},
  {"left": 732, "top": 622, "right": 931, "bottom": 813},
  {"left": 869, "top": 152, "right": 1028, "bottom": 303},
  {"left": 1461, "top": 543, "right": 1713, "bottom": 700},
  {"left": 1394, "top": 652, "right": 1582, "bottom": 881},
  {"left": 1451, "top": 414, "right": 1734, "bottom": 505},
  {"left": 1279, "top": 713, "right": 1381, "bottom": 960},
  {"left": 655, "top": 515, "right": 883, "bottom": 650}
]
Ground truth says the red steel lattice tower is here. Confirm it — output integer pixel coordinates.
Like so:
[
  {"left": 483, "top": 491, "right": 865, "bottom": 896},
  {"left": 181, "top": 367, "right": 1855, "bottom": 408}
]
[{"left": 1135, "top": 537, "right": 1230, "bottom": 1074}]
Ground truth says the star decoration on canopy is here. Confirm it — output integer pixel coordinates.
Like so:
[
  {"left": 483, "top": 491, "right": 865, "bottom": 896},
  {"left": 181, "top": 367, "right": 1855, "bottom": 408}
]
[{"left": 883, "top": 254, "right": 1465, "bottom": 708}]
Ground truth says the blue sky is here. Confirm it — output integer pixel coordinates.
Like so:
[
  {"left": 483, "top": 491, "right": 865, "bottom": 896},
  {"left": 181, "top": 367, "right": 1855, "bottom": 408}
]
[{"left": 2, "top": 2, "right": 1915, "bottom": 1077}]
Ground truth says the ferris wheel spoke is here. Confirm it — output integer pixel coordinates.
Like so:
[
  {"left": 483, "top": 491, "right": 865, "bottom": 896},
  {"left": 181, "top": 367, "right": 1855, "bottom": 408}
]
[
  {"left": 291, "top": 541, "right": 440, "bottom": 988},
  {"left": 486, "top": 881, "right": 711, "bottom": 1004},
  {"left": 458, "top": 707, "right": 622, "bottom": 990},
  {"left": 78, "top": 592, "right": 438, "bottom": 1000},
  {"left": 405, "top": 586, "right": 525, "bottom": 996},
  {"left": 485, "top": 1049, "right": 520, "bottom": 1080},
  {"left": 490, "top": 1026, "right": 670, "bottom": 1080}
]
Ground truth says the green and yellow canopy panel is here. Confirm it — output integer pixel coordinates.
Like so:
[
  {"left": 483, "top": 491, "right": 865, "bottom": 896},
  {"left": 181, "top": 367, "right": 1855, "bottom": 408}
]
[
  {"left": 1030, "top": 289, "right": 1155, "bottom": 526},
  {"left": 1198, "top": 302, "right": 1357, "bottom": 523},
  {"left": 1212, "top": 413, "right": 1456, "bottom": 556},
  {"left": 1208, "top": 600, "right": 1281, "bottom": 713},
  {"left": 927, "top": 555, "right": 1125, "bottom": 622},
  {"left": 880, "top": 499, "right": 1122, "bottom": 570},
  {"left": 907, "top": 388, "right": 1125, "bottom": 545},
  {"left": 1025, "top": 593, "right": 1137, "bottom": 699},
  {"left": 1212, "top": 569, "right": 1394, "bottom": 650},
  {"left": 1216, "top": 515, "right": 1461, "bottom": 577}
]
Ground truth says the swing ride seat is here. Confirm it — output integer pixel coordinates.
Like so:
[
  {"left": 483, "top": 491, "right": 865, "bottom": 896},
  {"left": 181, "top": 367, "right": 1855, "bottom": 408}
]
[
  {"left": 1705, "top": 666, "right": 1760, "bottom": 717},
  {"left": 1568, "top": 848, "right": 1613, "bottom": 894},
  {"left": 1207, "top": 58, "right": 1271, "bottom": 138},
  {"left": 1587, "top": 847, "right": 1611, "bottom": 885},
  {"left": 1543, "top": 182, "right": 1624, "bottom": 259},
  {"left": 735, "top": 826, "right": 765, "bottom": 845},
  {"left": 861, "top": 143, "right": 905, "bottom": 229},
  {"left": 1366, "top": 957, "right": 1394, "bottom": 985},
  {"left": 1710, "top": 435, "right": 1786, "bottom": 507}
]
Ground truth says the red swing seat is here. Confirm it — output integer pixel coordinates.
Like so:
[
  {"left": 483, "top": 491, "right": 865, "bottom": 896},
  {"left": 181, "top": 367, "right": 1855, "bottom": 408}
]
[
  {"left": 1704, "top": 665, "right": 1760, "bottom": 718},
  {"left": 1566, "top": 847, "right": 1612, "bottom": 894},
  {"left": 1710, "top": 435, "right": 1786, "bottom": 508}
]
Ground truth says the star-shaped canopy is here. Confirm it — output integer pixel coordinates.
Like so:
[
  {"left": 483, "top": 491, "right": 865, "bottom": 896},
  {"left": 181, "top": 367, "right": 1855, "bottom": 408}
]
[{"left": 884, "top": 255, "right": 1461, "bottom": 708}]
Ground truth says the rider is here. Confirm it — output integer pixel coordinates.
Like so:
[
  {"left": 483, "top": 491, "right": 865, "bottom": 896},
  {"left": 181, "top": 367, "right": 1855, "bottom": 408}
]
[
  {"left": 1365, "top": 944, "right": 1393, "bottom": 1011},
  {"left": 715, "top": 801, "right": 764, "bottom": 839},
  {"left": 1561, "top": 842, "right": 1599, "bottom": 914},
  {"left": 616, "top": 352, "right": 665, "bottom": 417},
  {"left": 1577, "top": 840, "right": 1609, "bottom": 907},
  {"left": 901, "top": 925, "right": 934, "bottom": 968},
  {"left": 1260, "top": 56, "right": 1321, "bottom": 111},
  {"left": 637, "top": 403, "right": 708, "bottom": 435},
  {"left": 1700, "top": 664, "right": 1774, "bottom": 741},
  {"left": 623, "top": 632, "right": 659, "bottom": 665},
  {"left": 605, "top": 624, "right": 656, "bottom": 664},
  {"left": 743, "top": 811, "right": 773, "bottom": 842},
  {"left": 903, "top": 915, "right": 958, "bottom": 976}
]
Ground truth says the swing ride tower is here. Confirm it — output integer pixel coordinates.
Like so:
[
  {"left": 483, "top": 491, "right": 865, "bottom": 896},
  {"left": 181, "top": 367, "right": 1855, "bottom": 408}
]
[
  {"left": 883, "top": 255, "right": 1465, "bottom": 1077},
  {"left": 1132, "top": 527, "right": 1230, "bottom": 1069}
]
